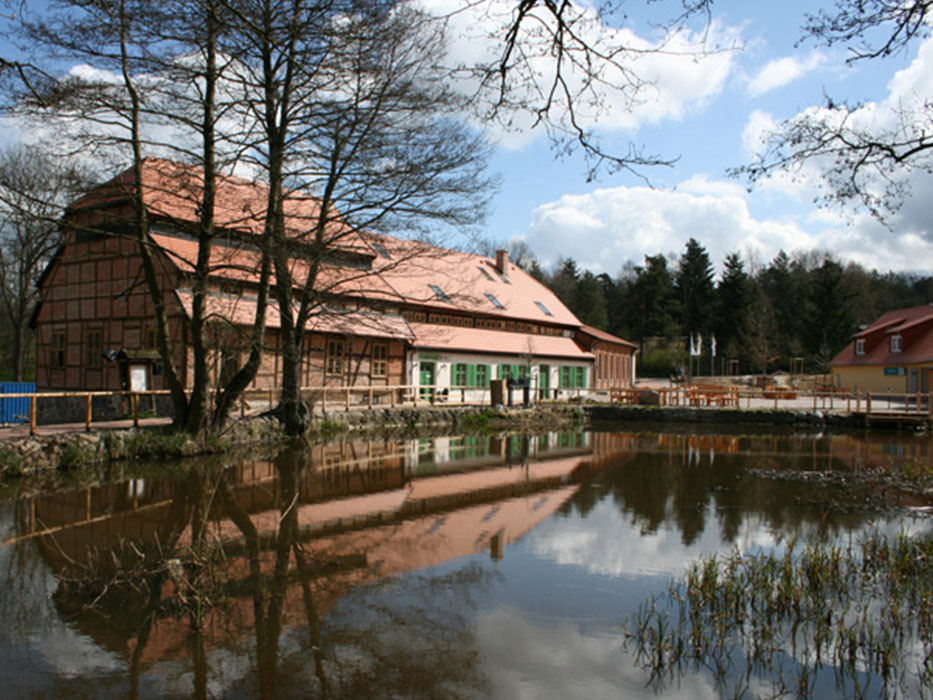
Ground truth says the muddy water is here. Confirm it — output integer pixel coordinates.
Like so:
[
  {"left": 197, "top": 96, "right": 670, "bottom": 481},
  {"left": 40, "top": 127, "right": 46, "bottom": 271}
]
[{"left": 0, "top": 427, "right": 930, "bottom": 698}]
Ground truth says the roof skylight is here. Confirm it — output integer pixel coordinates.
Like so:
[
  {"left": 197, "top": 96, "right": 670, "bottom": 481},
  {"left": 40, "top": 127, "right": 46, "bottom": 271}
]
[
  {"left": 535, "top": 301, "right": 553, "bottom": 316},
  {"left": 486, "top": 292, "right": 505, "bottom": 309},
  {"left": 372, "top": 241, "right": 391, "bottom": 258},
  {"left": 429, "top": 284, "right": 451, "bottom": 302},
  {"left": 478, "top": 266, "right": 495, "bottom": 281}
]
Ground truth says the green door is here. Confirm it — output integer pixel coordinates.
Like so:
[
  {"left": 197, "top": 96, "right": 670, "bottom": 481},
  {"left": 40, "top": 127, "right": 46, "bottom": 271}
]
[
  {"left": 419, "top": 361, "right": 435, "bottom": 399},
  {"left": 539, "top": 364, "right": 550, "bottom": 399}
]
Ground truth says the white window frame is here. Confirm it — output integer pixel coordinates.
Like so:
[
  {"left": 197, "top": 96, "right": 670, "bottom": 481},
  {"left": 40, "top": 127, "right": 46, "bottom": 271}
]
[
  {"left": 854, "top": 339, "right": 865, "bottom": 356},
  {"left": 891, "top": 334, "right": 903, "bottom": 354}
]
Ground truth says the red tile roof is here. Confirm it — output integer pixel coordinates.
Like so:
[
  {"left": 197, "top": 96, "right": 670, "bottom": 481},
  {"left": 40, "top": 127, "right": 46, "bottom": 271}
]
[
  {"left": 71, "top": 160, "right": 586, "bottom": 339},
  {"left": 832, "top": 304, "right": 933, "bottom": 366},
  {"left": 153, "top": 233, "right": 402, "bottom": 300},
  {"left": 367, "top": 235, "right": 579, "bottom": 326},
  {"left": 408, "top": 322, "right": 593, "bottom": 360},
  {"left": 174, "top": 290, "right": 414, "bottom": 340},
  {"left": 577, "top": 324, "right": 637, "bottom": 349},
  {"left": 70, "top": 157, "right": 368, "bottom": 250}
]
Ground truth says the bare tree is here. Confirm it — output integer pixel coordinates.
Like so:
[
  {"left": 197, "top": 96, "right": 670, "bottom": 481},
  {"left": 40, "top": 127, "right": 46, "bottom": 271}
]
[
  {"left": 732, "top": 1, "right": 933, "bottom": 220},
  {"left": 16, "top": 0, "right": 272, "bottom": 434},
  {"left": 223, "top": 0, "right": 492, "bottom": 434},
  {"left": 460, "top": 0, "right": 716, "bottom": 179},
  {"left": 0, "top": 147, "right": 85, "bottom": 380}
]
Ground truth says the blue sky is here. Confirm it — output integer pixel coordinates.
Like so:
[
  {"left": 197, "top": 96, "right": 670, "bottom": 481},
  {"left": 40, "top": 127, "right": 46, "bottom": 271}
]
[
  {"left": 3, "top": 0, "right": 931, "bottom": 279},
  {"left": 463, "top": 0, "right": 933, "bottom": 278}
]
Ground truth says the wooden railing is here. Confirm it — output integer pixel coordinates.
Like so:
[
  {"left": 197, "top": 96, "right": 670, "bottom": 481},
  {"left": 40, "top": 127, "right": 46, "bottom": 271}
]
[
  {"left": 607, "top": 384, "right": 933, "bottom": 418},
  {"left": 0, "top": 382, "right": 596, "bottom": 436}
]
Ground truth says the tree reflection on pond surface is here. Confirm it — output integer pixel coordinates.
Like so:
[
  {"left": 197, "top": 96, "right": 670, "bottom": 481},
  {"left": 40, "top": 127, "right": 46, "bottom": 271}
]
[{"left": 0, "top": 428, "right": 931, "bottom": 698}]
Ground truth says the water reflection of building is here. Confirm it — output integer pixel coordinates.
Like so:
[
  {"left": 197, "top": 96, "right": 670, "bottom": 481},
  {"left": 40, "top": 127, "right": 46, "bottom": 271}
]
[{"left": 7, "top": 431, "right": 633, "bottom": 672}]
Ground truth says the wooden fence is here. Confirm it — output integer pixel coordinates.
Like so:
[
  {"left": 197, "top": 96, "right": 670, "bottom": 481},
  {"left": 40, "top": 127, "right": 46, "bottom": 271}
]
[
  {"left": 0, "top": 382, "right": 594, "bottom": 435},
  {"left": 5, "top": 383, "right": 928, "bottom": 436}
]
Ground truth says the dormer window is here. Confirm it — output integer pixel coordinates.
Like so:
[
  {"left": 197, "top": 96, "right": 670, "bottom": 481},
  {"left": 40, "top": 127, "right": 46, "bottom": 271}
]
[
  {"left": 891, "top": 334, "right": 903, "bottom": 354},
  {"left": 854, "top": 339, "right": 865, "bottom": 356}
]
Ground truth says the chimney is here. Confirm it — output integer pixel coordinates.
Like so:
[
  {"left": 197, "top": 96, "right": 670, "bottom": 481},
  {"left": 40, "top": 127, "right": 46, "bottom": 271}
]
[{"left": 495, "top": 249, "right": 509, "bottom": 276}]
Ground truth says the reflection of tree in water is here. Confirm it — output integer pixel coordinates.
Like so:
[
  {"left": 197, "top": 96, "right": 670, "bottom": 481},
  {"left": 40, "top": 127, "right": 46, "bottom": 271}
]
[
  {"left": 46, "top": 441, "right": 495, "bottom": 698},
  {"left": 223, "top": 441, "right": 495, "bottom": 699},
  {"left": 561, "top": 434, "right": 875, "bottom": 547}
]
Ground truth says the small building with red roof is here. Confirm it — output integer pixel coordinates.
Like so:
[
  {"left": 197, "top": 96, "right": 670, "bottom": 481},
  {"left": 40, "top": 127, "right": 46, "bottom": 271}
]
[
  {"left": 31, "top": 159, "right": 637, "bottom": 401},
  {"left": 829, "top": 304, "right": 933, "bottom": 393}
]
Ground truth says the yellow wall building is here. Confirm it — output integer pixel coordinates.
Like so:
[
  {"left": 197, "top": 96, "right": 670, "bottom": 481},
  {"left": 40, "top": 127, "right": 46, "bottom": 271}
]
[{"left": 830, "top": 305, "right": 933, "bottom": 394}]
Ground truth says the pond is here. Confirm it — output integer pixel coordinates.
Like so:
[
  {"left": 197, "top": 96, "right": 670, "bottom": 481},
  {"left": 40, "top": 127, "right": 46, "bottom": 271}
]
[{"left": 0, "top": 427, "right": 931, "bottom": 698}]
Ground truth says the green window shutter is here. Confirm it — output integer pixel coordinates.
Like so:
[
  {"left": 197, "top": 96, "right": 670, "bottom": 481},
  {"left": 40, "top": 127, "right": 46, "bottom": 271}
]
[
  {"left": 499, "top": 364, "right": 510, "bottom": 380},
  {"left": 466, "top": 364, "right": 476, "bottom": 387}
]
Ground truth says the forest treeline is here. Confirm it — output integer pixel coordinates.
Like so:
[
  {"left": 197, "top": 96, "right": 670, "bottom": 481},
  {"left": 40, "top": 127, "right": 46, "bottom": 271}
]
[{"left": 516, "top": 238, "right": 933, "bottom": 377}]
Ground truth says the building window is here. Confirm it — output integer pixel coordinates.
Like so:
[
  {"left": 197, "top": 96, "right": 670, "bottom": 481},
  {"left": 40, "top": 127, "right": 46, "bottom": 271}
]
[
  {"left": 535, "top": 300, "right": 553, "bottom": 316},
  {"left": 891, "top": 335, "right": 902, "bottom": 354},
  {"left": 372, "top": 241, "right": 391, "bottom": 258},
  {"left": 429, "top": 284, "right": 451, "bottom": 302},
  {"left": 326, "top": 338, "right": 345, "bottom": 375},
  {"left": 51, "top": 332, "right": 66, "bottom": 369},
  {"left": 86, "top": 329, "right": 103, "bottom": 367},
  {"left": 454, "top": 363, "right": 490, "bottom": 387},
  {"left": 371, "top": 342, "right": 388, "bottom": 377},
  {"left": 486, "top": 293, "right": 505, "bottom": 309},
  {"left": 855, "top": 339, "right": 865, "bottom": 356},
  {"left": 478, "top": 266, "right": 495, "bottom": 281},
  {"left": 560, "top": 365, "right": 588, "bottom": 388}
]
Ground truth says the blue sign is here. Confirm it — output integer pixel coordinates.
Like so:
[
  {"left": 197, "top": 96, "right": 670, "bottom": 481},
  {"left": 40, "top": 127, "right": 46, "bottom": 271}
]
[{"left": 883, "top": 367, "right": 905, "bottom": 376}]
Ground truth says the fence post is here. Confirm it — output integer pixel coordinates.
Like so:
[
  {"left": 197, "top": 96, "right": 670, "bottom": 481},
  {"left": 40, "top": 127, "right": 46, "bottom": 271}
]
[
  {"left": 322, "top": 388, "right": 327, "bottom": 413},
  {"left": 133, "top": 393, "right": 139, "bottom": 428},
  {"left": 345, "top": 386, "right": 350, "bottom": 412},
  {"left": 29, "top": 394, "right": 37, "bottom": 436},
  {"left": 85, "top": 394, "right": 92, "bottom": 432},
  {"left": 391, "top": 386, "right": 396, "bottom": 408}
]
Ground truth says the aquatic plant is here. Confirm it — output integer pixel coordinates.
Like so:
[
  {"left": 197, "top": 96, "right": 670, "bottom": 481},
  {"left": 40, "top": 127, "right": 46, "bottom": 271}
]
[{"left": 624, "top": 531, "right": 933, "bottom": 698}]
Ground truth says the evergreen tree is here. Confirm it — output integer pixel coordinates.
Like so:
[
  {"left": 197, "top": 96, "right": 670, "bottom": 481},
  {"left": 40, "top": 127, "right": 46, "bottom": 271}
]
[
  {"left": 575, "top": 271, "right": 609, "bottom": 329},
  {"left": 550, "top": 258, "right": 580, "bottom": 312},
  {"left": 759, "top": 250, "right": 806, "bottom": 366},
  {"left": 714, "top": 253, "right": 751, "bottom": 367},
  {"left": 675, "top": 238, "right": 715, "bottom": 336},
  {"left": 623, "top": 254, "right": 679, "bottom": 351},
  {"left": 803, "top": 257, "right": 856, "bottom": 370}
]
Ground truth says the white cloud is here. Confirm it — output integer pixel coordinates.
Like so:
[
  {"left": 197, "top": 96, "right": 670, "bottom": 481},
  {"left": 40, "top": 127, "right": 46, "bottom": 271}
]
[
  {"left": 746, "top": 52, "right": 825, "bottom": 97},
  {"left": 739, "top": 34, "right": 933, "bottom": 248},
  {"left": 418, "top": 0, "right": 740, "bottom": 148},
  {"left": 519, "top": 180, "right": 817, "bottom": 275},
  {"left": 520, "top": 173, "right": 933, "bottom": 275}
]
